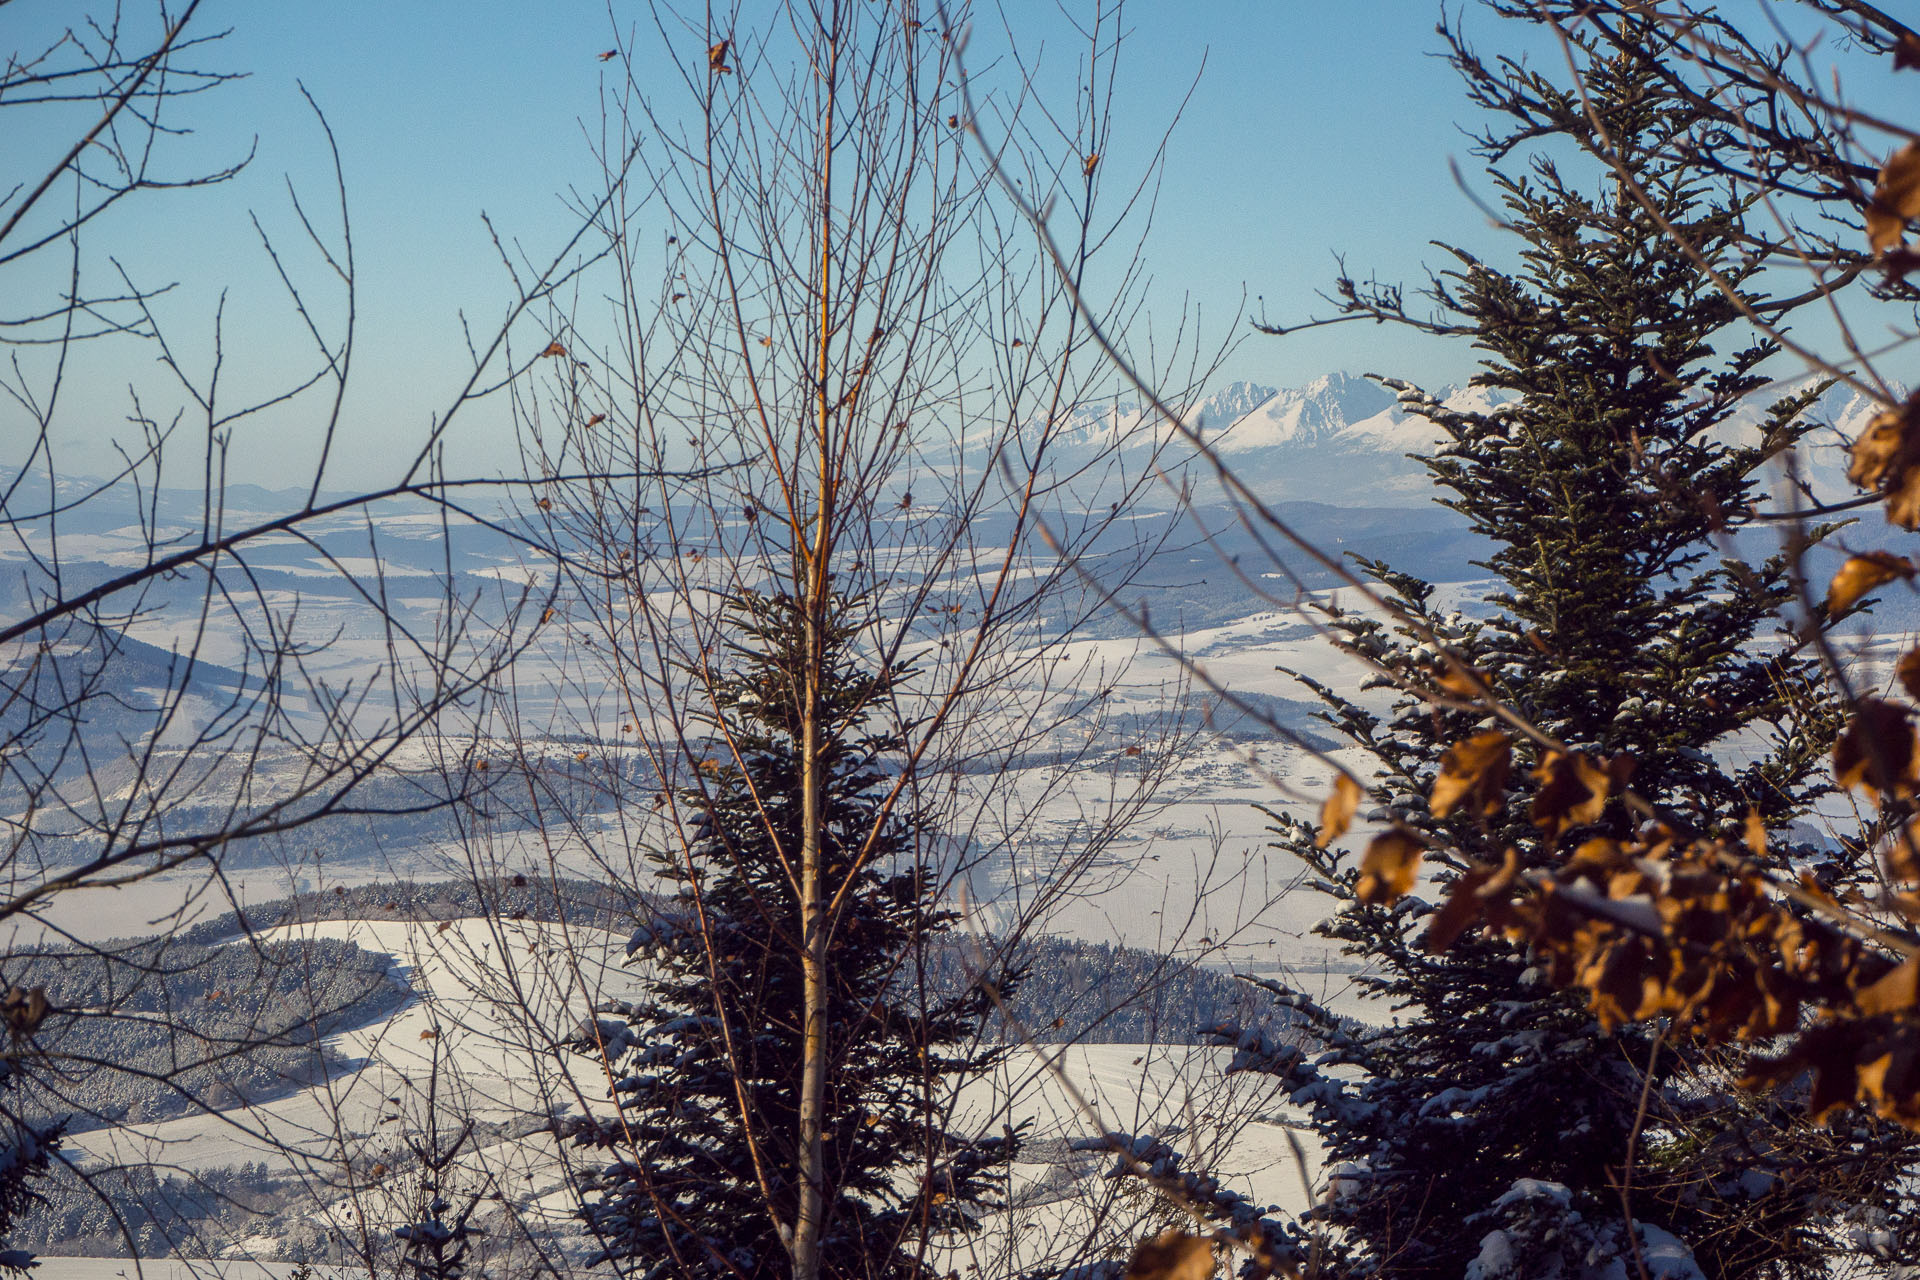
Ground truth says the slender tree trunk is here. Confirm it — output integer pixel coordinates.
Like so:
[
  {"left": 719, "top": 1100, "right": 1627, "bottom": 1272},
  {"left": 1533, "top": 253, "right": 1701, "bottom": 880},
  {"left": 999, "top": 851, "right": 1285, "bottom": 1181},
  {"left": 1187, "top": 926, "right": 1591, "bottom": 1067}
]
[
  {"left": 793, "top": 582, "right": 830, "bottom": 1280},
  {"left": 794, "top": 683, "right": 827, "bottom": 1280},
  {"left": 791, "top": 29, "right": 841, "bottom": 1280}
]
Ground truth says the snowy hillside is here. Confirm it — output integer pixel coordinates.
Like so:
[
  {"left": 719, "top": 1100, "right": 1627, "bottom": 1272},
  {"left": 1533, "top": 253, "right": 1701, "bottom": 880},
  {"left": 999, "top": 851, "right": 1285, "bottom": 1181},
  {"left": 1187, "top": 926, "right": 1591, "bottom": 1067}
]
[
  {"left": 29, "top": 907, "right": 1317, "bottom": 1270},
  {"left": 9, "top": 362, "right": 1907, "bottom": 1271}
]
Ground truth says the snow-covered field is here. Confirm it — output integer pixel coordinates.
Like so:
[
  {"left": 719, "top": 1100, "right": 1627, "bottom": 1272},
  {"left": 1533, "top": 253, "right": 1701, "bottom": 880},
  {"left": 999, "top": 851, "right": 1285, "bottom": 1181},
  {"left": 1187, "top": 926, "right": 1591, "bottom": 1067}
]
[
  {"left": 33, "top": 1261, "right": 333, "bottom": 1280},
  {"left": 6, "top": 390, "right": 1586, "bottom": 1266},
  {"left": 14, "top": 574, "right": 1404, "bottom": 967},
  {"left": 57, "top": 910, "right": 1325, "bottom": 1272}
]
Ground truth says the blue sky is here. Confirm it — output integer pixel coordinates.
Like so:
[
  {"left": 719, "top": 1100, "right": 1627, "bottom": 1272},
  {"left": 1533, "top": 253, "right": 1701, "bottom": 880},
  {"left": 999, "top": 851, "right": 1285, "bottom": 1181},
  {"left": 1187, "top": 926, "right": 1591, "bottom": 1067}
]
[{"left": 5, "top": 1, "right": 1881, "bottom": 489}]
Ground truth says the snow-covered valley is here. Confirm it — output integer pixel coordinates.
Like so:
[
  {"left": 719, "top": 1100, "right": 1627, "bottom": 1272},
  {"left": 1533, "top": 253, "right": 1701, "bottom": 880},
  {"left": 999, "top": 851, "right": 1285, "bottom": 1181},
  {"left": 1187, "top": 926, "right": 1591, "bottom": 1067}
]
[{"left": 4, "top": 365, "right": 1907, "bottom": 1274}]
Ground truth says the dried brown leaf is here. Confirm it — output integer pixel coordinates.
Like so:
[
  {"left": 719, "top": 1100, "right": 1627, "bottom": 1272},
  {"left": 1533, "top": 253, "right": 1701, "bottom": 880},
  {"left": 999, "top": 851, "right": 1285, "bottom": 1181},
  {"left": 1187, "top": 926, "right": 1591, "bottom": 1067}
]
[
  {"left": 1827, "top": 552, "right": 1915, "bottom": 615},
  {"left": 1856, "top": 1045, "right": 1920, "bottom": 1127},
  {"left": 1852, "top": 396, "right": 1920, "bottom": 530},
  {"left": 0, "top": 987, "right": 49, "bottom": 1039},
  {"left": 1530, "top": 751, "right": 1612, "bottom": 835},
  {"left": 1434, "top": 661, "right": 1486, "bottom": 698},
  {"left": 1888, "top": 821, "right": 1920, "bottom": 883},
  {"left": 1869, "top": 142, "right": 1920, "bottom": 254},
  {"left": 1430, "top": 730, "right": 1512, "bottom": 820},
  {"left": 1871, "top": 208, "right": 1911, "bottom": 258},
  {"left": 1834, "top": 698, "right": 1918, "bottom": 799},
  {"left": 1858, "top": 956, "right": 1920, "bottom": 1016},
  {"left": 1892, "top": 470, "right": 1920, "bottom": 531},
  {"left": 1850, "top": 403, "right": 1912, "bottom": 490},
  {"left": 1123, "top": 1230, "right": 1214, "bottom": 1280},
  {"left": 1899, "top": 649, "right": 1920, "bottom": 702},
  {"left": 1808, "top": 1045, "right": 1864, "bottom": 1123},
  {"left": 1426, "top": 865, "right": 1493, "bottom": 951},
  {"left": 1886, "top": 245, "right": 1920, "bottom": 281},
  {"left": 1357, "top": 826, "right": 1424, "bottom": 905},
  {"left": 1317, "top": 774, "right": 1361, "bottom": 849},
  {"left": 1579, "top": 933, "right": 1661, "bottom": 1030}
]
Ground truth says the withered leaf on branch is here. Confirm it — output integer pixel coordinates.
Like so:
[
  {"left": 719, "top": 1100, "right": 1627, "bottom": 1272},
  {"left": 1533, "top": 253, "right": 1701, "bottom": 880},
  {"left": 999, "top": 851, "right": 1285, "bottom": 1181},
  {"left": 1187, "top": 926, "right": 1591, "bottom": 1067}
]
[
  {"left": 1429, "top": 730, "right": 1512, "bottom": 819},
  {"left": 1887, "top": 820, "right": 1920, "bottom": 884},
  {"left": 1856, "top": 956, "right": 1920, "bottom": 1017},
  {"left": 1357, "top": 826, "right": 1425, "bottom": 905},
  {"left": 1826, "top": 552, "right": 1916, "bottom": 615},
  {"left": 1834, "top": 698, "right": 1919, "bottom": 800},
  {"left": 1317, "top": 773, "right": 1362, "bottom": 849},
  {"left": 1886, "top": 245, "right": 1920, "bottom": 282},
  {"left": 1428, "top": 817, "right": 1920, "bottom": 1130},
  {"left": 1575, "top": 929, "right": 1664, "bottom": 1030},
  {"left": 1868, "top": 142, "right": 1920, "bottom": 255},
  {"left": 1857, "top": 1045, "right": 1920, "bottom": 1129},
  {"left": 1745, "top": 1024, "right": 1868, "bottom": 1124},
  {"left": 1847, "top": 395, "right": 1920, "bottom": 529},
  {"left": 1423, "top": 849, "right": 1520, "bottom": 952},
  {"left": 1529, "top": 751, "right": 1620, "bottom": 835},
  {"left": 1433, "top": 660, "right": 1487, "bottom": 698},
  {"left": 1122, "top": 1230, "right": 1215, "bottom": 1280},
  {"left": 1899, "top": 648, "right": 1920, "bottom": 702},
  {"left": 1750, "top": 1022, "right": 1920, "bottom": 1129},
  {"left": 0, "top": 986, "right": 49, "bottom": 1040},
  {"left": 1849, "top": 399, "right": 1913, "bottom": 490}
]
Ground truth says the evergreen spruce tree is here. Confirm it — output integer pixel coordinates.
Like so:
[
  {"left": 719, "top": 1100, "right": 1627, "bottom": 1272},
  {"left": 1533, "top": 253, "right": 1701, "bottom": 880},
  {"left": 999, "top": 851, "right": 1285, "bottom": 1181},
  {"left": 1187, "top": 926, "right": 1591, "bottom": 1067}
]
[
  {"left": 569, "top": 591, "right": 1012, "bottom": 1280},
  {"left": 1231, "top": 38, "right": 1920, "bottom": 1280}
]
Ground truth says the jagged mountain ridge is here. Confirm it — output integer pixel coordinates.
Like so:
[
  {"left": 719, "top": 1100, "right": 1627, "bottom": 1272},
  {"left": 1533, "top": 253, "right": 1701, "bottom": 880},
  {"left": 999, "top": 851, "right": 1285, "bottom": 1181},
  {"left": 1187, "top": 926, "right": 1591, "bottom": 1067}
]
[{"left": 1059, "top": 370, "right": 1889, "bottom": 506}]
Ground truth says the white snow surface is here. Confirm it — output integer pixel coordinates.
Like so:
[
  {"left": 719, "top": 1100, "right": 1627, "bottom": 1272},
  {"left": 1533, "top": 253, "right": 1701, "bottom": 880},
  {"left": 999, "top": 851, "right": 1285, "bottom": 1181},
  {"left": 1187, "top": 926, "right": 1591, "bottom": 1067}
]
[
  {"left": 31, "top": 1262, "right": 339, "bottom": 1280},
  {"left": 29, "top": 366, "right": 1876, "bottom": 1267},
  {"left": 62, "top": 915, "right": 1325, "bottom": 1272}
]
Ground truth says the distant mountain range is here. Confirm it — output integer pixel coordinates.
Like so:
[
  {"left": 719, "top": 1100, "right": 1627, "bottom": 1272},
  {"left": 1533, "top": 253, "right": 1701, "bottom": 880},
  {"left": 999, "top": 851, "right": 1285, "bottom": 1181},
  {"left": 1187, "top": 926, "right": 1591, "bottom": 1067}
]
[
  {"left": 7, "top": 369, "right": 1891, "bottom": 531},
  {"left": 1061, "top": 369, "right": 1890, "bottom": 508}
]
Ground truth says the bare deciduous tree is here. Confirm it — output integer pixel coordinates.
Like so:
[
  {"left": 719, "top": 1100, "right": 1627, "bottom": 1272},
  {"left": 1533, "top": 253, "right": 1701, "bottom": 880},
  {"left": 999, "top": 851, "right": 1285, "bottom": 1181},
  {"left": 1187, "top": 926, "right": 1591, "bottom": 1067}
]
[
  {"left": 0, "top": 2, "right": 670, "bottom": 1265},
  {"left": 406, "top": 2, "right": 1244, "bottom": 1278}
]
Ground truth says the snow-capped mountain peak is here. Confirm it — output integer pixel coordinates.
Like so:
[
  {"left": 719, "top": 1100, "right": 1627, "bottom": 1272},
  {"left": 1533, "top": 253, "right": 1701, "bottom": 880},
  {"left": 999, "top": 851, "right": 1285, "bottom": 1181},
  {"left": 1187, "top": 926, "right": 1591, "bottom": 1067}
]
[
  {"left": 1206, "top": 371, "right": 1403, "bottom": 450},
  {"left": 1048, "top": 368, "right": 1895, "bottom": 507},
  {"left": 1188, "top": 380, "right": 1278, "bottom": 431}
]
